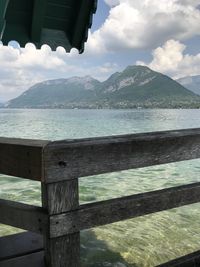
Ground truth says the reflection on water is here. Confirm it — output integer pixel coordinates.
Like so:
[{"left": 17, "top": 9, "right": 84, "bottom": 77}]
[{"left": 1, "top": 109, "right": 200, "bottom": 266}]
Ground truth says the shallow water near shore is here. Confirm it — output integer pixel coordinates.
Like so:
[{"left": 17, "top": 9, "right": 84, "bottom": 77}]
[{"left": 1, "top": 108, "right": 200, "bottom": 266}]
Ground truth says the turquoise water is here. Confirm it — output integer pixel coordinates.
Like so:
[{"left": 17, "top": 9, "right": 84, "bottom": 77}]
[{"left": 1, "top": 109, "right": 200, "bottom": 266}]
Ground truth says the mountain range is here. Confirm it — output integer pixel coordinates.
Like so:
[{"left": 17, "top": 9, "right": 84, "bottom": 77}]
[{"left": 6, "top": 66, "right": 200, "bottom": 109}]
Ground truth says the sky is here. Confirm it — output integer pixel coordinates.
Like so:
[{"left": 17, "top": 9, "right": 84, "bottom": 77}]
[{"left": 0, "top": 0, "right": 200, "bottom": 101}]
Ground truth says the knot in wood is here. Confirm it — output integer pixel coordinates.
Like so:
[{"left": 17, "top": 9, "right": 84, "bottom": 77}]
[{"left": 58, "top": 161, "right": 67, "bottom": 167}]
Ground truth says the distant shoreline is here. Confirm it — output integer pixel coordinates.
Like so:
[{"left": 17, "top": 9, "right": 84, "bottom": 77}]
[{"left": 1, "top": 106, "right": 200, "bottom": 110}]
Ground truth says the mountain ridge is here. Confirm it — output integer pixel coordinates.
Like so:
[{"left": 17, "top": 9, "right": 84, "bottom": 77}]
[{"left": 6, "top": 66, "right": 200, "bottom": 109}]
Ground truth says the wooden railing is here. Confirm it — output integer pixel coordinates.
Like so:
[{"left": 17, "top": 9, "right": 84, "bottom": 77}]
[{"left": 1, "top": 128, "right": 200, "bottom": 266}]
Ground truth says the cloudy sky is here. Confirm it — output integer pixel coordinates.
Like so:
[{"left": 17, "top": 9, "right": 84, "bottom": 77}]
[{"left": 0, "top": 0, "right": 200, "bottom": 101}]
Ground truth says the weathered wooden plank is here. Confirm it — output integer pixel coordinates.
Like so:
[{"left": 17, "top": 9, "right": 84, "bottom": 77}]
[
  {"left": 41, "top": 180, "right": 80, "bottom": 267},
  {"left": 157, "top": 250, "right": 200, "bottom": 266},
  {"left": 43, "top": 128, "right": 200, "bottom": 183},
  {"left": 45, "top": 233, "right": 80, "bottom": 267},
  {"left": 0, "top": 251, "right": 45, "bottom": 267},
  {"left": 50, "top": 182, "right": 200, "bottom": 238},
  {"left": 0, "top": 199, "right": 47, "bottom": 234},
  {"left": 0, "top": 232, "right": 43, "bottom": 261},
  {"left": 0, "top": 138, "right": 48, "bottom": 147},
  {"left": 41, "top": 180, "right": 79, "bottom": 215},
  {"left": 0, "top": 137, "right": 48, "bottom": 180}
]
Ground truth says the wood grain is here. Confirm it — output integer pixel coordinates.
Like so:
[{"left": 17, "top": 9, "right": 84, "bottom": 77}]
[
  {"left": 50, "top": 182, "right": 200, "bottom": 237},
  {"left": 0, "top": 199, "right": 47, "bottom": 234},
  {"left": 0, "top": 232, "right": 43, "bottom": 261},
  {"left": 0, "top": 251, "right": 45, "bottom": 267},
  {"left": 41, "top": 180, "right": 78, "bottom": 215},
  {"left": 0, "top": 137, "right": 48, "bottom": 181},
  {"left": 41, "top": 180, "right": 80, "bottom": 267},
  {"left": 43, "top": 128, "right": 200, "bottom": 183}
]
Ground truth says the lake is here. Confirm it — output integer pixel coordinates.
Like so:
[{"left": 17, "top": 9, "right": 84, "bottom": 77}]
[{"left": 1, "top": 108, "right": 200, "bottom": 266}]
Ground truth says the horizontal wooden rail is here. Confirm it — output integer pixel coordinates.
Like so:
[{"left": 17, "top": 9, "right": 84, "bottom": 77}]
[
  {"left": 1, "top": 128, "right": 200, "bottom": 183},
  {"left": 44, "top": 128, "right": 200, "bottom": 183},
  {"left": 0, "top": 251, "right": 45, "bottom": 267},
  {"left": 0, "top": 232, "right": 43, "bottom": 261},
  {"left": 0, "top": 199, "right": 47, "bottom": 234},
  {"left": 0, "top": 137, "right": 48, "bottom": 181},
  {"left": 50, "top": 182, "right": 200, "bottom": 238}
]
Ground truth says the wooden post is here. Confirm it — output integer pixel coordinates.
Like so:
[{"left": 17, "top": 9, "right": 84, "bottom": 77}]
[{"left": 41, "top": 180, "right": 80, "bottom": 267}]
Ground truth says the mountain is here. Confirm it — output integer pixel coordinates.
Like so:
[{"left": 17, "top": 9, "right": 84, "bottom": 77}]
[
  {"left": 99, "top": 65, "right": 199, "bottom": 108},
  {"left": 7, "top": 66, "right": 200, "bottom": 109},
  {"left": 7, "top": 76, "right": 101, "bottom": 108},
  {"left": 177, "top": 75, "right": 200, "bottom": 95}
]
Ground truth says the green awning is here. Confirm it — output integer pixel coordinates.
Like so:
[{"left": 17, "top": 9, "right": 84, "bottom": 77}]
[{"left": 0, "top": 0, "right": 97, "bottom": 53}]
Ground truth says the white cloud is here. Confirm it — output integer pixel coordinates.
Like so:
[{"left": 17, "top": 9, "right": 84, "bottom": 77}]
[
  {"left": 16, "top": 44, "right": 66, "bottom": 69},
  {"left": 137, "top": 39, "right": 200, "bottom": 79},
  {"left": 0, "top": 43, "right": 66, "bottom": 101},
  {"left": 88, "top": 0, "right": 200, "bottom": 53}
]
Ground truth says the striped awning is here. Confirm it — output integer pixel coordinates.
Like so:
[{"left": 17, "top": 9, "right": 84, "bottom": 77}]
[{"left": 0, "top": 0, "right": 97, "bottom": 53}]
